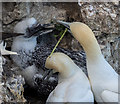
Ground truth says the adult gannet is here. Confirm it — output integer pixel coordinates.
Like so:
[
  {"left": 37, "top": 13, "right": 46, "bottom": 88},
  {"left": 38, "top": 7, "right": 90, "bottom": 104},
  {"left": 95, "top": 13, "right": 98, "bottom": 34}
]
[
  {"left": 45, "top": 52, "right": 94, "bottom": 102},
  {"left": 11, "top": 18, "right": 87, "bottom": 97},
  {"left": 58, "top": 21, "right": 119, "bottom": 103}
]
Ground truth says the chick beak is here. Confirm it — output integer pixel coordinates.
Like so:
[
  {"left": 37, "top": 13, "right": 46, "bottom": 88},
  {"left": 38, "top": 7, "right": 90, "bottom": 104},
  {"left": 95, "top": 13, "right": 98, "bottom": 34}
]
[
  {"left": 25, "top": 23, "right": 54, "bottom": 38},
  {"left": 56, "top": 20, "right": 72, "bottom": 34}
]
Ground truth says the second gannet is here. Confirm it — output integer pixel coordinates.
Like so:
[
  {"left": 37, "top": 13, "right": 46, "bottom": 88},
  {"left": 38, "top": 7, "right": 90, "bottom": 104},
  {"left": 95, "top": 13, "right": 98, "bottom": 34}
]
[
  {"left": 45, "top": 52, "right": 94, "bottom": 102},
  {"left": 58, "top": 21, "right": 119, "bottom": 103}
]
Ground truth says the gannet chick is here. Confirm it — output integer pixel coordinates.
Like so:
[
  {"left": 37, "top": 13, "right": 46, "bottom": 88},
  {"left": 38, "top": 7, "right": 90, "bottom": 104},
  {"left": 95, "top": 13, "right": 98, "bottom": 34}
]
[
  {"left": 11, "top": 18, "right": 37, "bottom": 69},
  {"left": 11, "top": 18, "right": 55, "bottom": 89},
  {"left": 58, "top": 21, "right": 119, "bottom": 103},
  {"left": 11, "top": 17, "right": 58, "bottom": 92},
  {"left": 45, "top": 52, "right": 94, "bottom": 102}
]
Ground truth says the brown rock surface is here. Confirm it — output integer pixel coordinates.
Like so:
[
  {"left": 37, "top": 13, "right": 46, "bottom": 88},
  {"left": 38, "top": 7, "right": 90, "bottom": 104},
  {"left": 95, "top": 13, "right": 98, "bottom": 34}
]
[{"left": 1, "top": 2, "right": 119, "bottom": 103}]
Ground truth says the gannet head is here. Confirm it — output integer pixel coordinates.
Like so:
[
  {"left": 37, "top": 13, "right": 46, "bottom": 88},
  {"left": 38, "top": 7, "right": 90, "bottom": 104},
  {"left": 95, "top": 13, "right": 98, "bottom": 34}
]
[
  {"left": 45, "top": 52, "right": 78, "bottom": 78},
  {"left": 14, "top": 17, "right": 37, "bottom": 34},
  {"left": 57, "top": 21, "right": 102, "bottom": 59},
  {"left": 70, "top": 22, "right": 97, "bottom": 47}
]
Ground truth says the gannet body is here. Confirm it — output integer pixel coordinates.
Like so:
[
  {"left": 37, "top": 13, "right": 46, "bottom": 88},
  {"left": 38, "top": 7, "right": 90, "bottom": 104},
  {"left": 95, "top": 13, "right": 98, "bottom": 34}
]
[
  {"left": 58, "top": 21, "right": 119, "bottom": 103},
  {"left": 45, "top": 52, "right": 94, "bottom": 102}
]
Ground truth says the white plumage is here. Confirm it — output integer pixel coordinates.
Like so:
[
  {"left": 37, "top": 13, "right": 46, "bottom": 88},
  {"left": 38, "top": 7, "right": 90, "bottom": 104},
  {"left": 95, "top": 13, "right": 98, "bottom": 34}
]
[
  {"left": 67, "top": 22, "right": 119, "bottom": 103},
  {"left": 11, "top": 35, "right": 37, "bottom": 68},
  {"left": 12, "top": 17, "right": 37, "bottom": 55},
  {"left": 12, "top": 18, "right": 37, "bottom": 54},
  {"left": 14, "top": 17, "right": 37, "bottom": 34},
  {"left": 45, "top": 52, "right": 94, "bottom": 102}
]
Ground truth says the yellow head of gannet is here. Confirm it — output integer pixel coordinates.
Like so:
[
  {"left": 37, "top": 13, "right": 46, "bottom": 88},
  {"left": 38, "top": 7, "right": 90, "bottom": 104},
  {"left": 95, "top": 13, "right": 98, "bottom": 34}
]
[
  {"left": 45, "top": 52, "right": 94, "bottom": 102},
  {"left": 57, "top": 21, "right": 119, "bottom": 103},
  {"left": 45, "top": 52, "right": 78, "bottom": 78},
  {"left": 62, "top": 21, "right": 102, "bottom": 60},
  {"left": 70, "top": 22, "right": 100, "bottom": 51}
]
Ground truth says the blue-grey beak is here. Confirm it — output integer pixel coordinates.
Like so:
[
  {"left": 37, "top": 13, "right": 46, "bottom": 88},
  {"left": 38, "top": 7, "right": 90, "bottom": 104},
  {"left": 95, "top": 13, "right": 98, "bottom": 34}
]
[
  {"left": 25, "top": 23, "right": 54, "bottom": 38},
  {"left": 56, "top": 20, "right": 72, "bottom": 34}
]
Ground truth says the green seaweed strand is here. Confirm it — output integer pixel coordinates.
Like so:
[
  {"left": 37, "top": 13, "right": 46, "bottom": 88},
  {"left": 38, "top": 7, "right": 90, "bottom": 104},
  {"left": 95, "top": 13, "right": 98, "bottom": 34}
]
[{"left": 49, "top": 28, "right": 68, "bottom": 57}]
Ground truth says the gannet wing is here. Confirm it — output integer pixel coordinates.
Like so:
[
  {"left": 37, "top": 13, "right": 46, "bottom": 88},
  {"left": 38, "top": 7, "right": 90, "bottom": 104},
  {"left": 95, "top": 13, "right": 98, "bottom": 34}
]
[{"left": 101, "top": 90, "right": 119, "bottom": 102}]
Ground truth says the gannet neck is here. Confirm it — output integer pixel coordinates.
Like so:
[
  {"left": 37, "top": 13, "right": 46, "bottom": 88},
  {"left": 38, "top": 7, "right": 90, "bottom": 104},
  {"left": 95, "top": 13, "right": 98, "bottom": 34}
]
[
  {"left": 59, "top": 62, "right": 78, "bottom": 79},
  {"left": 70, "top": 22, "right": 102, "bottom": 61},
  {"left": 45, "top": 52, "right": 79, "bottom": 78}
]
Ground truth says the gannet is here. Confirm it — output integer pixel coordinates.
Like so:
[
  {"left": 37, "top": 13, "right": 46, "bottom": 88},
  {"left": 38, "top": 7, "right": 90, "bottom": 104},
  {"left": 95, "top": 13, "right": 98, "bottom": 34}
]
[
  {"left": 58, "top": 21, "right": 119, "bottom": 103},
  {"left": 45, "top": 52, "right": 94, "bottom": 102},
  {"left": 11, "top": 18, "right": 87, "bottom": 97}
]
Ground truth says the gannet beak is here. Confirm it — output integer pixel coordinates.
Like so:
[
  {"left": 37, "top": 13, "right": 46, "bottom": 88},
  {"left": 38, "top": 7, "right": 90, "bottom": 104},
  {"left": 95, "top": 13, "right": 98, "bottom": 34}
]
[
  {"left": 25, "top": 23, "right": 54, "bottom": 38},
  {"left": 56, "top": 20, "right": 72, "bottom": 33}
]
